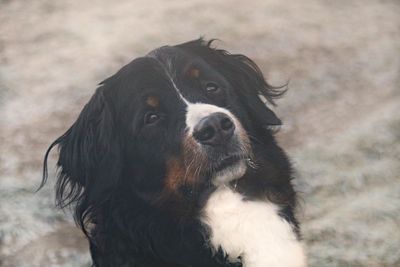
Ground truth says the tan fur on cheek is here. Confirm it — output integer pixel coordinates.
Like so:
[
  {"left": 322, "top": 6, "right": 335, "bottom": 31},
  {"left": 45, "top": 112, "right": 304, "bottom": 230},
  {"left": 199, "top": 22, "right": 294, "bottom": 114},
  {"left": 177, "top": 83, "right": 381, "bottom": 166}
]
[
  {"left": 164, "top": 157, "right": 186, "bottom": 193},
  {"left": 155, "top": 156, "right": 196, "bottom": 214},
  {"left": 164, "top": 136, "right": 207, "bottom": 195}
]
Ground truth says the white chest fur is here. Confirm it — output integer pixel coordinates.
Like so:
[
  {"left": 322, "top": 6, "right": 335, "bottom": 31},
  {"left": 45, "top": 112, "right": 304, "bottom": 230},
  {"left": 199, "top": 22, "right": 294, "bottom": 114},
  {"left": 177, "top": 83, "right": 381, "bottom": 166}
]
[{"left": 201, "top": 187, "right": 306, "bottom": 267}]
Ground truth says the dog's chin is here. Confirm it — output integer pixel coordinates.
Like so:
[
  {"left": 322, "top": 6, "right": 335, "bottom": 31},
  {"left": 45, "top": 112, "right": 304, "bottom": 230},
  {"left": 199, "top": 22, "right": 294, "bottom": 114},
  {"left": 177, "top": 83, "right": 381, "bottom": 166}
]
[{"left": 212, "top": 159, "right": 247, "bottom": 186}]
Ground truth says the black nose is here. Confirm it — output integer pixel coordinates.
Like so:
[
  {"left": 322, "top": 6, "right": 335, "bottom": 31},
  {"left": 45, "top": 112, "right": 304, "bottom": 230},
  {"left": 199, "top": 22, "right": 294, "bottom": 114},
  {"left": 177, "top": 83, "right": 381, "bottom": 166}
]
[{"left": 193, "top": 112, "right": 235, "bottom": 146}]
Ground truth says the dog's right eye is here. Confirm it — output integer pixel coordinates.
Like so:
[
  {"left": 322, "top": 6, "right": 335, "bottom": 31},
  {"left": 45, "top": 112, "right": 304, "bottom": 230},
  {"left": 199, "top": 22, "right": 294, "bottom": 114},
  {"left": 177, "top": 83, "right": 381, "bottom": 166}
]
[
  {"left": 144, "top": 112, "right": 160, "bottom": 125},
  {"left": 205, "top": 82, "right": 220, "bottom": 94}
]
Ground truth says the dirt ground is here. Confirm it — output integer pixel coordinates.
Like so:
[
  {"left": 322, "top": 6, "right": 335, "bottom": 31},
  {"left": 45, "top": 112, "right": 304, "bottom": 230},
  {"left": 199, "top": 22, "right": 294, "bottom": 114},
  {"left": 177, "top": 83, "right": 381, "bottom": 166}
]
[{"left": 0, "top": 0, "right": 399, "bottom": 266}]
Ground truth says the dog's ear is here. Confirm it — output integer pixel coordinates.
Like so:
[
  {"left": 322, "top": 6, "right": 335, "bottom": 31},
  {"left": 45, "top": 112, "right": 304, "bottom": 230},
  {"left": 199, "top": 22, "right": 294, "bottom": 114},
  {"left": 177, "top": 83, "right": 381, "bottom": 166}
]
[
  {"left": 200, "top": 41, "right": 285, "bottom": 129},
  {"left": 41, "top": 87, "right": 121, "bottom": 211},
  {"left": 223, "top": 54, "right": 283, "bottom": 127}
]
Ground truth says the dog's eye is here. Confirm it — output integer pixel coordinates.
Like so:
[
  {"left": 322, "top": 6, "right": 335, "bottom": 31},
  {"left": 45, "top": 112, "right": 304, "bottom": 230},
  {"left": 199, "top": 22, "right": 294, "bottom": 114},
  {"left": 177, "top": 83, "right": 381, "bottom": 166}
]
[
  {"left": 205, "top": 82, "right": 220, "bottom": 93},
  {"left": 144, "top": 112, "right": 160, "bottom": 125}
]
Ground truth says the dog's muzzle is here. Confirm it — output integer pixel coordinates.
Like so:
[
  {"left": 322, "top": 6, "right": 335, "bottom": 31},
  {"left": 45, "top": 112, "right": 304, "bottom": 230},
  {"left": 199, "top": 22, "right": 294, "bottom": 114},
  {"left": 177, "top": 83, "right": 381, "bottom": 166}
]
[{"left": 185, "top": 103, "right": 250, "bottom": 185}]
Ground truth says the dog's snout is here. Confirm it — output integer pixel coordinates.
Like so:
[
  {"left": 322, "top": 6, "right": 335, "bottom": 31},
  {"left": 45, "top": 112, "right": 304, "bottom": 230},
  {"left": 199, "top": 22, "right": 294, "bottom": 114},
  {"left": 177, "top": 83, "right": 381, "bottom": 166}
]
[{"left": 193, "top": 112, "right": 235, "bottom": 145}]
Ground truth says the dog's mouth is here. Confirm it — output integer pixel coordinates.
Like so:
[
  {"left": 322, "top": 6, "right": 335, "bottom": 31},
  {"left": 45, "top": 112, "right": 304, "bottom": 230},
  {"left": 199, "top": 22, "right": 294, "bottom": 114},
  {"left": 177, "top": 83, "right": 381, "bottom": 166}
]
[
  {"left": 212, "top": 154, "right": 246, "bottom": 173},
  {"left": 206, "top": 153, "right": 249, "bottom": 186}
]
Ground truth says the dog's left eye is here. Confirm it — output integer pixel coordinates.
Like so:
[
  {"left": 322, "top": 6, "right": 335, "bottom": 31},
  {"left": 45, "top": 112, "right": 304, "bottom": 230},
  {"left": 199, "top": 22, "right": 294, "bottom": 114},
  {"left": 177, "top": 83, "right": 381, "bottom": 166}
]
[
  {"left": 205, "top": 82, "right": 220, "bottom": 94},
  {"left": 144, "top": 112, "right": 160, "bottom": 125}
]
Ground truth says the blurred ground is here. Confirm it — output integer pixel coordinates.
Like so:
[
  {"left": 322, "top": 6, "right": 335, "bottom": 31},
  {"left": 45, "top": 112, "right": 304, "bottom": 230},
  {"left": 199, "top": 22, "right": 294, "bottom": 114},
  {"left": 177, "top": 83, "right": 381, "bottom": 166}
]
[{"left": 0, "top": 0, "right": 399, "bottom": 266}]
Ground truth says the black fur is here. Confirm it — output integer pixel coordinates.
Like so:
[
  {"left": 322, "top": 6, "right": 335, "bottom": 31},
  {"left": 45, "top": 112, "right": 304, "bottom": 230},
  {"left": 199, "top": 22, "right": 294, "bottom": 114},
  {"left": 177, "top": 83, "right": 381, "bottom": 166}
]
[{"left": 41, "top": 39, "right": 299, "bottom": 267}]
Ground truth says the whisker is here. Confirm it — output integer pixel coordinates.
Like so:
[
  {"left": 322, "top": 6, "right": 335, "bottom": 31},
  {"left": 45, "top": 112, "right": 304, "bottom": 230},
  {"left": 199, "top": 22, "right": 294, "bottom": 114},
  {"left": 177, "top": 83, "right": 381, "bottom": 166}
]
[{"left": 247, "top": 133, "right": 263, "bottom": 144}]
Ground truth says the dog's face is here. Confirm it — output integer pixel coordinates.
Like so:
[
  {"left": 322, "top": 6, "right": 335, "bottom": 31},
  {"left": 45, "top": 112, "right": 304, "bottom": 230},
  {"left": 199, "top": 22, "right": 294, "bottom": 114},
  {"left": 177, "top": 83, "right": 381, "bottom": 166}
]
[
  {"left": 44, "top": 39, "right": 285, "bottom": 216},
  {"left": 121, "top": 52, "right": 251, "bottom": 193}
]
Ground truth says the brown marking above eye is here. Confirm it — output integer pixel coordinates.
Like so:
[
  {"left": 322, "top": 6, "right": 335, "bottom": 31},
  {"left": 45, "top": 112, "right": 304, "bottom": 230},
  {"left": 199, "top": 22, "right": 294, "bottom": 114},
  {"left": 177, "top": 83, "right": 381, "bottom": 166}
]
[
  {"left": 187, "top": 68, "right": 200, "bottom": 79},
  {"left": 146, "top": 96, "right": 159, "bottom": 107}
]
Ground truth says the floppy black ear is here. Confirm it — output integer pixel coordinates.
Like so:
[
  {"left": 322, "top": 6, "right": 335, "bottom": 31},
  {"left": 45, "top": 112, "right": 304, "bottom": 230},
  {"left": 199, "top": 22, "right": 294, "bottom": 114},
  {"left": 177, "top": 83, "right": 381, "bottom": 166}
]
[
  {"left": 41, "top": 87, "right": 121, "bottom": 214},
  {"left": 197, "top": 40, "right": 284, "bottom": 128},
  {"left": 216, "top": 52, "right": 283, "bottom": 127}
]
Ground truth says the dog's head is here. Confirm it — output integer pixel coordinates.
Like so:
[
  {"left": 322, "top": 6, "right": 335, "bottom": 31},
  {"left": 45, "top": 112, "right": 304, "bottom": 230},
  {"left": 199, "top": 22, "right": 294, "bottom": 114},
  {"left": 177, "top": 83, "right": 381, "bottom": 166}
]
[{"left": 42, "top": 39, "right": 287, "bottom": 225}]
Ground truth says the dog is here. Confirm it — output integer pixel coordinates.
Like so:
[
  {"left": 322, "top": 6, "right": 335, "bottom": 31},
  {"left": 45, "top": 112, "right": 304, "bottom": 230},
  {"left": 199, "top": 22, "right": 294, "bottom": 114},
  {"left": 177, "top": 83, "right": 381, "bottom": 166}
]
[{"left": 41, "top": 39, "right": 306, "bottom": 267}]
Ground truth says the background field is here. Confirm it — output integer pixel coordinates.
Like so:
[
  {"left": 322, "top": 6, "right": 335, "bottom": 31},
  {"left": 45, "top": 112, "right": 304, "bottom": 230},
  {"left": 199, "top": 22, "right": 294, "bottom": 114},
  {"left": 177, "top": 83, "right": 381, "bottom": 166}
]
[{"left": 0, "top": 0, "right": 399, "bottom": 266}]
